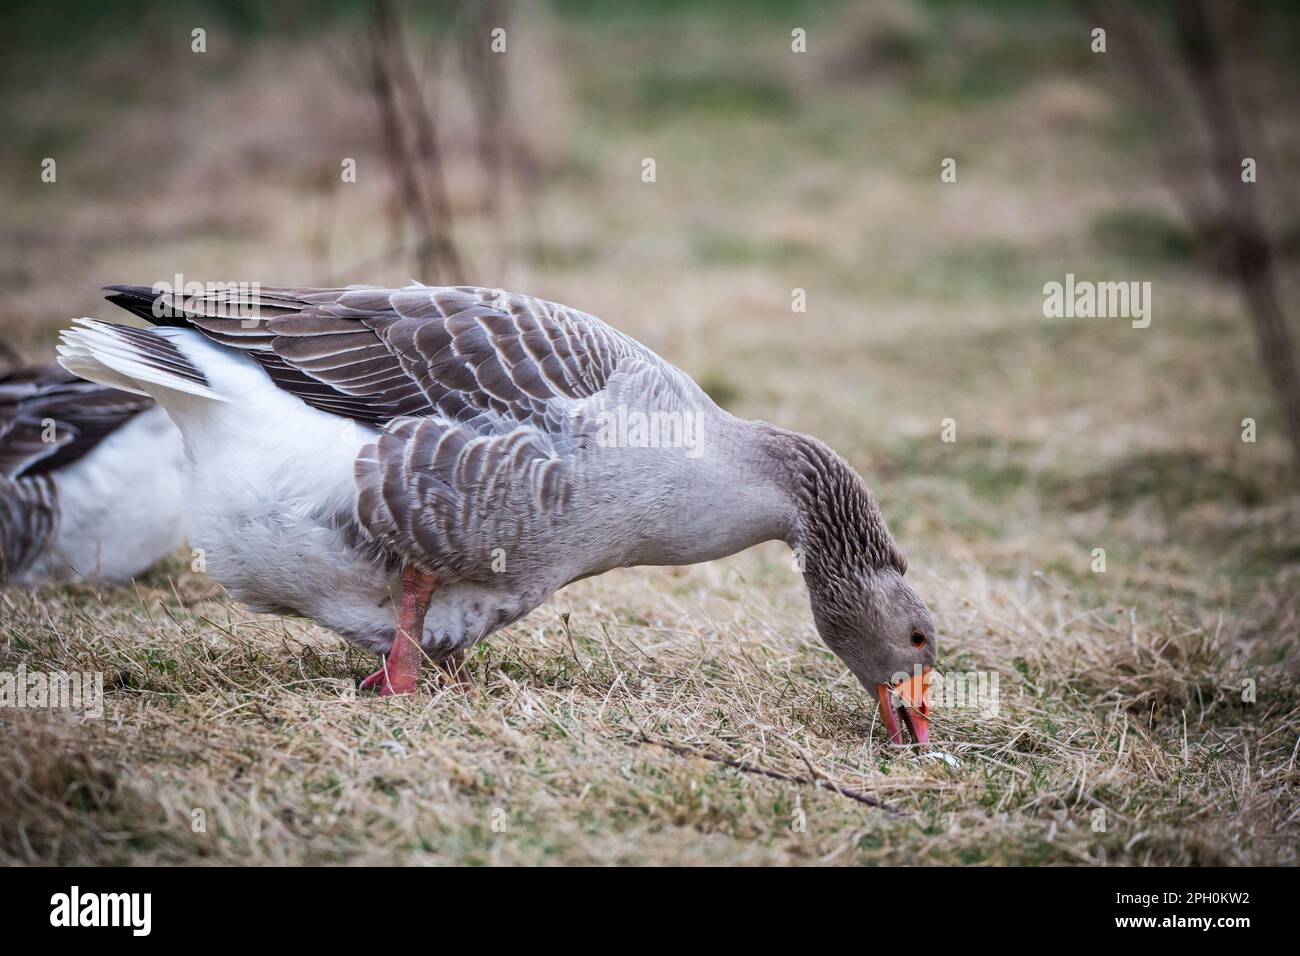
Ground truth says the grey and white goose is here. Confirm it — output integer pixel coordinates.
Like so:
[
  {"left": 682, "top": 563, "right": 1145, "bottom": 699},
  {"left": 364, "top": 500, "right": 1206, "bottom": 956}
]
[
  {"left": 0, "top": 342, "right": 184, "bottom": 585},
  {"left": 58, "top": 284, "right": 935, "bottom": 744}
]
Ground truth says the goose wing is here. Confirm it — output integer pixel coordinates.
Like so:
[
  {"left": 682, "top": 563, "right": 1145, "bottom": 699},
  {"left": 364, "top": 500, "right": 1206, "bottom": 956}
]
[
  {"left": 103, "top": 283, "right": 675, "bottom": 441},
  {"left": 0, "top": 475, "right": 56, "bottom": 582},
  {"left": 0, "top": 357, "right": 154, "bottom": 580},
  {"left": 0, "top": 360, "right": 154, "bottom": 480},
  {"left": 104, "top": 284, "right": 706, "bottom": 576}
]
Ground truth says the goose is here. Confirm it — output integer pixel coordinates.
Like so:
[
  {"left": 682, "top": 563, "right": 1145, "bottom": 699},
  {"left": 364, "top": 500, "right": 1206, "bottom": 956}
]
[
  {"left": 58, "top": 283, "right": 935, "bottom": 744},
  {"left": 0, "top": 342, "right": 184, "bottom": 585}
]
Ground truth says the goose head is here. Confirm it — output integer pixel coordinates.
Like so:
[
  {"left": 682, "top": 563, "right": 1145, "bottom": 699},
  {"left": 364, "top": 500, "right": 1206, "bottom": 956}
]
[
  {"left": 770, "top": 427, "right": 936, "bottom": 746},
  {"left": 806, "top": 565, "right": 935, "bottom": 746}
]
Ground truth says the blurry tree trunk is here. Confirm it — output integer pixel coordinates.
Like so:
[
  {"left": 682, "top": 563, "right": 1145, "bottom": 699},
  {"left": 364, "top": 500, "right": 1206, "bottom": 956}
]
[
  {"left": 1092, "top": 0, "right": 1300, "bottom": 460},
  {"left": 1173, "top": 1, "right": 1300, "bottom": 459},
  {"left": 456, "top": 0, "right": 544, "bottom": 273},
  {"left": 364, "top": 0, "right": 467, "bottom": 283},
  {"left": 460, "top": 0, "right": 507, "bottom": 236}
]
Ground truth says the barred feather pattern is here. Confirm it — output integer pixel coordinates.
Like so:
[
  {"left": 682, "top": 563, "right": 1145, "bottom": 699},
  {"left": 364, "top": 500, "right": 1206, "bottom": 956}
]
[
  {"left": 105, "top": 283, "right": 659, "bottom": 438},
  {"left": 0, "top": 358, "right": 156, "bottom": 582},
  {"left": 103, "top": 283, "right": 690, "bottom": 578},
  {"left": 356, "top": 415, "right": 573, "bottom": 578},
  {"left": 0, "top": 363, "right": 155, "bottom": 479},
  {"left": 765, "top": 427, "right": 907, "bottom": 585},
  {"left": 0, "top": 474, "right": 56, "bottom": 583}
]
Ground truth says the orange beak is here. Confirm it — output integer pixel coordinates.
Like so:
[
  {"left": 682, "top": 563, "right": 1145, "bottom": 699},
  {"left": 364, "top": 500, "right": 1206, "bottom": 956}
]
[{"left": 875, "top": 667, "right": 931, "bottom": 746}]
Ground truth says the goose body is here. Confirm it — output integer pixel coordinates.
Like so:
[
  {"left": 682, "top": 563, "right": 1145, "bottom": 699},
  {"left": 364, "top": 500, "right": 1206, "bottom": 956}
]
[
  {"left": 59, "top": 284, "right": 935, "bottom": 742},
  {"left": 148, "top": 343, "right": 782, "bottom": 654},
  {"left": 0, "top": 346, "right": 184, "bottom": 585}
]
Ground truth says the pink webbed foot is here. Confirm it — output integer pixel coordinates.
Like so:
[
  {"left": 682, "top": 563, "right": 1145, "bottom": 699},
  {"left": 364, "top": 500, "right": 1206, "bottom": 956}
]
[{"left": 359, "top": 664, "right": 416, "bottom": 696}]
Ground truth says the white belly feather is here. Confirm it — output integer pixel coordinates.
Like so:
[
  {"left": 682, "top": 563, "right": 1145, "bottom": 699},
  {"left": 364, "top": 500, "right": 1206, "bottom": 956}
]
[
  {"left": 150, "top": 329, "right": 532, "bottom": 654},
  {"left": 41, "top": 406, "right": 185, "bottom": 583}
]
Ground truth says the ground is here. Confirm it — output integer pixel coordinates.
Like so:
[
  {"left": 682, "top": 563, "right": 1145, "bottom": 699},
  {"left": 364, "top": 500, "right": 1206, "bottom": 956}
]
[{"left": 1, "top": 0, "right": 1297, "bottom": 865}]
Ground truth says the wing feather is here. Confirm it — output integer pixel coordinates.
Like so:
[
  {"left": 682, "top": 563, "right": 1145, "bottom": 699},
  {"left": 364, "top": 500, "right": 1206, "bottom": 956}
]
[
  {"left": 0, "top": 360, "right": 154, "bottom": 479},
  {"left": 104, "top": 283, "right": 668, "bottom": 440},
  {"left": 103, "top": 283, "right": 706, "bottom": 575}
]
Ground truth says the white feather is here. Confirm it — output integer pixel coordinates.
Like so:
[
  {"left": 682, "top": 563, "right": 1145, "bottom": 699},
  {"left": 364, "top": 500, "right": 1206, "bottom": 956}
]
[
  {"left": 57, "top": 319, "right": 225, "bottom": 401},
  {"left": 32, "top": 406, "right": 185, "bottom": 583}
]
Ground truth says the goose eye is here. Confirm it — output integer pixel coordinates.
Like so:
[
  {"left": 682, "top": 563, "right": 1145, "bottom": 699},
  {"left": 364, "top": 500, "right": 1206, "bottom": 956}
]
[{"left": 911, "top": 631, "right": 926, "bottom": 648}]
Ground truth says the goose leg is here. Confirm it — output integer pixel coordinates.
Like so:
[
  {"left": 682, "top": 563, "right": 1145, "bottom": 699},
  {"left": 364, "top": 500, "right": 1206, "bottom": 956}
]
[{"left": 360, "top": 566, "right": 438, "bottom": 696}]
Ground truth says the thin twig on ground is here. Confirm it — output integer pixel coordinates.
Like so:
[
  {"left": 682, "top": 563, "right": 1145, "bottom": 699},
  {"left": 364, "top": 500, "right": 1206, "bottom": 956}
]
[{"left": 633, "top": 731, "right": 900, "bottom": 814}]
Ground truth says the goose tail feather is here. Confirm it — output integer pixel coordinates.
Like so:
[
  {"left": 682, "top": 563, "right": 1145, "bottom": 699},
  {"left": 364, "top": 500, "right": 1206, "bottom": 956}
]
[{"left": 56, "top": 318, "right": 224, "bottom": 402}]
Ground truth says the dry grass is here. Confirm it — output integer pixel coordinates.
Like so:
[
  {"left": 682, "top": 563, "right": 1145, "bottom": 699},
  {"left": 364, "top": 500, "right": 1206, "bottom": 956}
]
[
  {"left": 1, "top": 0, "right": 1298, "bottom": 864},
  {"left": 2, "top": 556, "right": 1295, "bottom": 865}
]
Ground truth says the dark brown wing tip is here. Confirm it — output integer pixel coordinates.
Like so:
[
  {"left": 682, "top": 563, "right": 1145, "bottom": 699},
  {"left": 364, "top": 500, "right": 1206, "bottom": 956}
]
[{"left": 103, "top": 284, "right": 182, "bottom": 327}]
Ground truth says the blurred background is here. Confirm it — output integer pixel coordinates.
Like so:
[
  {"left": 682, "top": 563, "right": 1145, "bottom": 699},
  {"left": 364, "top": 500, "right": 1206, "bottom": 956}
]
[
  {"left": 1, "top": 0, "right": 1298, "bottom": 865},
  {"left": 4, "top": 0, "right": 1297, "bottom": 623}
]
